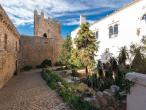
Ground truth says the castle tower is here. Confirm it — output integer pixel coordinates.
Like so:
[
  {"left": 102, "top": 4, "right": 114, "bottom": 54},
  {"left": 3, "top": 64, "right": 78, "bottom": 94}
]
[
  {"left": 34, "top": 10, "right": 45, "bottom": 37},
  {"left": 34, "top": 10, "right": 61, "bottom": 39},
  {"left": 34, "top": 10, "right": 38, "bottom": 36}
]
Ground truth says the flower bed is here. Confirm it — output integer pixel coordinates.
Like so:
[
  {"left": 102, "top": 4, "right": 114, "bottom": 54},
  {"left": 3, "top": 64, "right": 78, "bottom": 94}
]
[{"left": 41, "top": 69, "right": 98, "bottom": 110}]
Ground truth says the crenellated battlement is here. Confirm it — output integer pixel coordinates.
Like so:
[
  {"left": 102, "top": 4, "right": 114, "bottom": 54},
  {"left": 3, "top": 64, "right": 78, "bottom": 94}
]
[{"left": 34, "top": 10, "right": 61, "bottom": 38}]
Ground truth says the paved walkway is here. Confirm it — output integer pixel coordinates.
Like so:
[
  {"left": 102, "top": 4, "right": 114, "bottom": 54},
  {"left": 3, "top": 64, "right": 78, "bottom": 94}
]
[{"left": 0, "top": 69, "right": 71, "bottom": 110}]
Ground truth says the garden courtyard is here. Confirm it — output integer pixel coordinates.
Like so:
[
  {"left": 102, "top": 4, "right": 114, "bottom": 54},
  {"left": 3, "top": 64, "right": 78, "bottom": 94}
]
[
  {"left": 0, "top": 0, "right": 146, "bottom": 110},
  {"left": 0, "top": 23, "right": 146, "bottom": 110}
]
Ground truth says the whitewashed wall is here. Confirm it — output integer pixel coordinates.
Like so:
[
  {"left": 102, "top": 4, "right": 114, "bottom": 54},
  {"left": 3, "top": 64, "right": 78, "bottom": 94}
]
[
  {"left": 71, "top": 0, "right": 146, "bottom": 62},
  {"left": 71, "top": 27, "right": 79, "bottom": 48},
  {"left": 126, "top": 72, "right": 146, "bottom": 110}
]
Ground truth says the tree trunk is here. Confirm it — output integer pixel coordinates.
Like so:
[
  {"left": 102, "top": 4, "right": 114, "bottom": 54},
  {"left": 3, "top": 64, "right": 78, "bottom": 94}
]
[{"left": 85, "top": 66, "right": 88, "bottom": 76}]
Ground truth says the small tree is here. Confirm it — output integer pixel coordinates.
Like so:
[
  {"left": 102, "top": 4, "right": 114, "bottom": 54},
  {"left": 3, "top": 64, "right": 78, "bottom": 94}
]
[
  {"left": 58, "top": 34, "right": 72, "bottom": 67},
  {"left": 75, "top": 23, "right": 99, "bottom": 75}
]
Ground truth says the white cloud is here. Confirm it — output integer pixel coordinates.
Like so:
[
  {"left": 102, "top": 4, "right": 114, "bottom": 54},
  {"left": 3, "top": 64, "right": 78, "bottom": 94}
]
[
  {"left": 63, "top": 19, "right": 94, "bottom": 26},
  {"left": 0, "top": 0, "right": 132, "bottom": 26},
  {"left": 0, "top": 0, "right": 88, "bottom": 26}
]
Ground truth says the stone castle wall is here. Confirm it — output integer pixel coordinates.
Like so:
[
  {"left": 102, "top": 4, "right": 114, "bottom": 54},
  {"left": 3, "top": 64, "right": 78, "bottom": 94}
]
[
  {"left": 20, "top": 35, "right": 63, "bottom": 68},
  {"left": 0, "top": 5, "right": 20, "bottom": 88},
  {"left": 20, "top": 11, "right": 63, "bottom": 68}
]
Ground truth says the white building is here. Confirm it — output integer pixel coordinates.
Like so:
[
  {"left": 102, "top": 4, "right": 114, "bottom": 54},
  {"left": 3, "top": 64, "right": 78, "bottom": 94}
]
[{"left": 71, "top": 0, "right": 146, "bottom": 62}]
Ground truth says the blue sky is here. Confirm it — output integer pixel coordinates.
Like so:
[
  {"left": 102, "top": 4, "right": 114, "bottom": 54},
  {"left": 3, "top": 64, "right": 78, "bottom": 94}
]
[{"left": 0, "top": 0, "right": 133, "bottom": 37}]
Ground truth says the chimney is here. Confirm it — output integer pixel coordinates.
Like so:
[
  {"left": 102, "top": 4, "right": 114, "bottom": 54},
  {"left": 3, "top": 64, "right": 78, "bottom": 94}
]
[{"left": 80, "top": 15, "right": 86, "bottom": 25}]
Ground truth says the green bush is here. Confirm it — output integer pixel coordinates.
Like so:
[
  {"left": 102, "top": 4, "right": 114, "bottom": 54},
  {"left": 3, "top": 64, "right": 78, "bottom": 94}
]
[
  {"left": 41, "top": 69, "right": 98, "bottom": 110},
  {"left": 54, "top": 61, "right": 63, "bottom": 66},
  {"left": 41, "top": 59, "right": 52, "bottom": 68},
  {"left": 83, "top": 74, "right": 114, "bottom": 91},
  {"left": 71, "top": 69, "right": 80, "bottom": 77},
  {"left": 36, "top": 65, "right": 44, "bottom": 68},
  {"left": 59, "top": 87, "right": 97, "bottom": 110},
  {"left": 22, "top": 65, "right": 32, "bottom": 71}
]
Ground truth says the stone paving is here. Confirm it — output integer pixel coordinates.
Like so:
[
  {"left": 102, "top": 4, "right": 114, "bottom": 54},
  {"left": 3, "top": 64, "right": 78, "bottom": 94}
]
[{"left": 0, "top": 69, "right": 71, "bottom": 110}]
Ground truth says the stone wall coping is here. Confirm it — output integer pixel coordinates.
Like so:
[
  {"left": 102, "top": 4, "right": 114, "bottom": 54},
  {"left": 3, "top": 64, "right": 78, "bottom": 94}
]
[{"left": 126, "top": 72, "right": 146, "bottom": 87}]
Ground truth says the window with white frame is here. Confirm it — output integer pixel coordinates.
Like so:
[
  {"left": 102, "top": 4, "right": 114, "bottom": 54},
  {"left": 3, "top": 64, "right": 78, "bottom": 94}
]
[{"left": 109, "top": 24, "right": 118, "bottom": 38}]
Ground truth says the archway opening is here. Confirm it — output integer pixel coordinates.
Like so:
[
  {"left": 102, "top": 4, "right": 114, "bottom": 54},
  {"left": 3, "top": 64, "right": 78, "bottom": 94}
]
[{"left": 43, "top": 33, "right": 47, "bottom": 38}]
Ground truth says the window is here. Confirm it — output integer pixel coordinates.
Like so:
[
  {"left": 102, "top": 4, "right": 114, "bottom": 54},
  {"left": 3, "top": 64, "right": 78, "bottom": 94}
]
[
  {"left": 142, "top": 14, "right": 146, "bottom": 21},
  {"left": 95, "top": 31, "right": 98, "bottom": 39},
  {"left": 4, "top": 34, "right": 7, "bottom": 50},
  {"left": 114, "top": 24, "right": 118, "bottom": 34},
  {"left": 109, "top": 24, "right": 119, "bottom": 38},
  {"left": 109, "top": 26, "right": 113, "bottom": 38}
]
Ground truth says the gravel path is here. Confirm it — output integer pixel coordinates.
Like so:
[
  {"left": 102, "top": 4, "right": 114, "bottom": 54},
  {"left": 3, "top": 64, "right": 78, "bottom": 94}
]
[{"left": 0, "top": 69, "right": 71, "bottom": 110}]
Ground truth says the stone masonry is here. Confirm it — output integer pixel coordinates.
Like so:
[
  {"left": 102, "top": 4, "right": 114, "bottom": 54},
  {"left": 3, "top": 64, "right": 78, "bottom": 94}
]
[
  {"left": 0, "top": 5, "right": 20, "bottom": 88},
  {"left": 20, "top": 11, "right": 63, "bottom": 68},
  {"left": 20, "top": 35, "right": 53, "bottom": 68}
]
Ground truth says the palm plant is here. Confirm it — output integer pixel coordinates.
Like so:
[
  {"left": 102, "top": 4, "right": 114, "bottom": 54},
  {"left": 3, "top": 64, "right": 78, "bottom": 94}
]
[{"left": 118, "top": 46, "right": 129, "bottom": 66}]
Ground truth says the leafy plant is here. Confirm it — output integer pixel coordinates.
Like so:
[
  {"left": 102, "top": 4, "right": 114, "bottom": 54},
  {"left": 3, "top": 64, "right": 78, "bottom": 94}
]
[
  {"left": 83, "top": 74, "right": 114, "bottom": 91},
  {"left": 41, "top": 69, "right": 98, "bottom": 110},
  {"left": 36, "top": 65, "right": 44, "bottom": 68},
  {"left": 54, "top": 61, "right": 63, "bottom": 66},
  {"left": 118, "top": 46, "right": 129, "bottom": 66},
  {"left": 71, "top": 69, "right": 80, "bottom": 77},
  {"left": 41, "top": 59, "right": 52, "bottom": 68},
  {"left": 69, "top": 48, "right": 83, "bottom": 69}
]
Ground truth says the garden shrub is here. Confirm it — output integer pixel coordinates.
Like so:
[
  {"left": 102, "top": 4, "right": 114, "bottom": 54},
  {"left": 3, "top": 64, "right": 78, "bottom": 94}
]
[
  {"left": 83, "top": 74, "right": 114, "bottom": 91},
  {"left": 41, "top": 59, "right": 52, "bottom": 68},
  {"left": 22, "top": 65, "right": 32, "bottom": 71},
  {"left": 54, "top": 61, "right": 63, "bottom": 66},
  {"left": 41, "top": 69, "right": 98, "bottom": 110},
  {"left": 71, "top": 69, "right": 80, "bottom": 77},
  {"left": 36, "top": 65, "right": 44, "bottom": 68}
]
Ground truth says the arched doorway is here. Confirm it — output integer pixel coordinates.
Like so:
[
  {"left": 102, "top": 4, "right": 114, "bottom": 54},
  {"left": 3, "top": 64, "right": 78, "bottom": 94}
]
[{"left": 43, "top": 33, "right": 47, "bottom": 38}]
